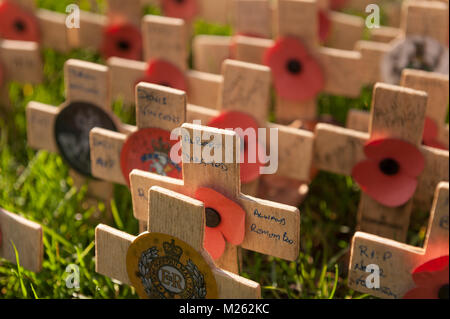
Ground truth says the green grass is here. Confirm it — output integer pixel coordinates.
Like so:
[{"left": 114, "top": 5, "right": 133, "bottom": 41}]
[{"left": 0, "top": 1, "right": 431, "bottom": 299}]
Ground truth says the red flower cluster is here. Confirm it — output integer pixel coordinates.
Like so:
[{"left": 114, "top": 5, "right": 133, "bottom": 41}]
[
  {"left": 0, "top": 0, "right": 40, "bottom": 42},
  {"left": 207, "top": 111, "right": 264, "bottom": 184},
  {"left": 195, "top": 187, "right": 246, "bottom": 260},
  {"left": 263, "top": 37, "right": 324, "bottom": 101},
  {"left": 101, "top": 23, "right": 142, "bottom": 60},
  {"left": 162, "top": 0, "right": 198, "bottom": 21},
  {"left": 404, "top": 256, "right": 449, "bottom": 299},
  {"left": 137, "top": 60, "right": 187, "bottom": 92},
  {"left": 352, "top": 138, "right": 425, "bottom": 207}
]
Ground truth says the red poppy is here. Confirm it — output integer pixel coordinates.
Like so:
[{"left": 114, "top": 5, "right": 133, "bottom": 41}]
[
  {"left": 207, "top": 111, "right": 264, "bottom": 183},
  {"left": 263, "top": 37, "right": 324, "bottom": 101},
  {"left": 403, "top": 256, "right": 449, "bottom": 299},
  {"left": 137, "top": 59, "right": 187, "bottom": 92},
  {"left": 162, "top": 0, "right": 198, "bottom": 21},
  {"left": 101, "top": 23, "right": 142, "bottom": 60},
  {"left": 329, "top": 0, "right": 348, "bottom": 10},
  {"left": 422, "top": 117, "right": 447, "bottom": 150},
  {"left": 352, "top": 138, "right": 425, "bottom": 207},
  {"left": 0, "top": 0, "right": 40, "bottom": 42},
  {"left": 195, "top": 187, "right": 246, "bottom": 260},
  {"left": 318, "top": 10, "right": 331, "bottom": 43},
  {"left": 120, "top": 128, "right": 182, "bottom": 185}
]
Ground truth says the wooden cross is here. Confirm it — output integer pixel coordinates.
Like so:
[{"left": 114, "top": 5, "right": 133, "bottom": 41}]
[
  {"left": 230, "top": 0, "right": 365, "bottom": 123},
  {"left": 129, "top": 123, "right": 301, "bottom": 274},
  {"left": 348, "top": 181, "right": 449, "bottom": 299},
  {"left": 193, "top": 0, "right": 364, "bottom": 75},
  {"left": 95, "top": 186, "right": 261, "bottom": 299},
  {"left": 108, "top": 14, "right": 221, "bottom": 109},
  {"left": 26, "top": 59, "right": 130, "bottom": 202},
  {"left": 347, "top": 69, "right": 450, "bottom": 150},
  {"left": 356, "top": 0, "right": 449, "bottom": 86},
  {"left": 314, "top": 83, "right": 449, "bottom": 242},
  {"left": 90, "top": 82, "right": 186, "bottom": 187},
  {"left": 0, "top": 0, "right": 74, "bottom": 52},
  {"left": 0, "top": 207, "right": 43, "bottom": 273},
  {"left": 0, "top": 39, "right": 43, "bottom": 107}
]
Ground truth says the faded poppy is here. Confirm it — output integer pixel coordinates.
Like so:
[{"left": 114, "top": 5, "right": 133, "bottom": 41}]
[
  {"left": 207, "top": 111, "right": 264, "bottom": 183},
  {"left": 263, "top": 37, "right": 324, "bottom": 101},
  {"left": 162, "top": 0, "right": 198, "bottom": 21},
  {"left": 422, "top": 117, "right": 447, "bottom": 150},
  {"left": 195, "top": 187, "right": 246, "bottom": 260},
  {"left": 101, "top": 23, "right": 142, "bottom": 60},
  {"left": 120, "top": 128, "right": 182, "bottom": 185},
  {"left": 318, "top": 10, "right": 331, "bottom": 43},
  {"left": 352, "top": 138, "right": 425, "bottom": 207},
  {"left": 0, "top": 0, "right": 40, "bottom": 42},
  {"left": 137, "top": 59, "right": 187, "bottom": 92},
  {"left": 404, "top": 256, "right": 449, "bottom": 299}
]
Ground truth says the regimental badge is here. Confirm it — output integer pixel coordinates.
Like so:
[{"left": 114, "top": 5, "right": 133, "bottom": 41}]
[
  {"left": 126, "top": 232, "right": 218, "bottom": 299},
  {"left": 120, "top": 128, "right": 182, "bottom": 185}
]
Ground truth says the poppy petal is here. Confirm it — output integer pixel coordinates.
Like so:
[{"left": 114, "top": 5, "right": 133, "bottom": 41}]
[
  {"left": 412, "top": 256, "right": 449, "bottom": 286},
  {"left": 364, "top": 138, "right": 425, "bottom": 177},
  {"left": 101, "top": 23, "right": 142, "bottom": 60},
  {"left": 162, "top": 0, "right": 198, "bottom": 21},
  {"left": 120, "top": 128, "right": 182, "bottom": 185},
  {"left": 422, "top": 117, "right": 447, "bottom": 150},
  {"left": 263, "top": 37, "right": 324, "bottom": 101},
  {"left": 137, "top": 59, "right": 187, "bottom": 92},
  {"left": 318, "top": 10, "right": 331, "bottom": 43},
  {"left": 203, "top": 226, "right": 226, "bottom": 260},
  {"left": 0, "top": 1, "right": 40, "bottom": 42},
  {"left": 207, "top": 111, "right": 263, "bottom": 183},
  {"left": 352, "top": 160, "right": 419, "bottom": 207},
  {"left": 195, "top": 187, "right": 246, "bottom": 246},
  {"left": 403, "top": 286, "right": 440, "bottom": 299}
]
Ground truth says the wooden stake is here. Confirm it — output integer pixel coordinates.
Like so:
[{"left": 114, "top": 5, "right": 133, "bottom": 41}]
[
  {"left": 0, "top": 207, "right": 43, "bottom": 273},
  {"left": 348, "top": 182, "right": 449, "bottom": 299}
]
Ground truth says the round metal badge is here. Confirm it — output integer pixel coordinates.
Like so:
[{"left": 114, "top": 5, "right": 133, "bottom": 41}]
[
  {"left": 54, "top": 102, "right": 118, "bottom": 177},
  {"left": 120, "top": 128, "right": 182, "bottom": 185},
  {"left": 381, "top": 36, "right": 449, "bottom": 84},
  {"left": 126, "top": 232, "right": 218, "bottom": 299}
]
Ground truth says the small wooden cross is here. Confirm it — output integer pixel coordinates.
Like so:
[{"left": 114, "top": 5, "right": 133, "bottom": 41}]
[
  {"left": 108, "top": 14, "right": 221, "bottom": 108},
  {"left": 314, "top": 83, "right": 449, "bottom": 242},
  {"left": 0, "top": 207, "right": 43, "bottom": 273},
  {"left": 26, "top": 59, "right": 129, "bottom": 201},
  {"left": 231, "top": 0, "right": 365, "bottom": 123},
  {"left": 95, "top": 186, "right": 261, "bottom": 299},
  {"left": 129, "top": 123, "right": 301, "bottom": 273},
  {"left": 193, "top": 0, "right": 364, "bottom": 75},
  {"left": 348, "top": 181, "right": 449, "bottom": 299},
  {"left": 0, "top": 39, "right": 43, "bottom": 107},
  {"left": 0, "top": 0, "right": 74, "bottom": 52},
  {"left": 347, "top": 69, "right": 450, "bottom": 150}
]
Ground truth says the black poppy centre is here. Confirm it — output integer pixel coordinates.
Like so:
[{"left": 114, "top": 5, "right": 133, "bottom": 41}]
[
  {"left": 174, "top": 0, "right": 185, "bottom": 4},
  {"left": 117, "top": 39, "right": 131, "bottom": 51},
  {"left": 439, "top": 284, "right": 449, "bottom": 300},
  {"left": 286, "top": 58, "right": 303, "bottom": 75},
  {"left": 379, "top": 158, "right": 400, "bottom": 176},
  {"left": 14, "top": 19, "right": 26, "bottom": 32},
  {"left": 205, "top": 207, "right": 221, "bottom": 228}
]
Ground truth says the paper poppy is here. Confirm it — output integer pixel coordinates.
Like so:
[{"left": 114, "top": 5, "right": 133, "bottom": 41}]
[
  {"left": 422, "top": 117, "right": 447, "bottom": 150},
  {"left": 101, "top": 23, "right": 142, "bottom": 60},
  {"left": 120, "top": 128, "right": 182, "bottom": 185},
  {"left": 162, "top": 0, "right": 198, "bottom": 21},
  {"left": 137, "top": 59, "right": 187, "bottom": 92},
  {"left": 403, "top": 256, "right": 449, "bottom": 299},
  {"left": 207, "top": 111, "right": 264, "bottom": 183},
  {"left": 329, "top": 0, "right": 348, "bottom": 10},
  {"left": 195, "top": 187, "right": 246, "bottom": 260},
  {"left": 263, "top": 37, "right": 324, "bottom": 101},
  {"left": 352, "top": 138, "right": 425, "bottom": 207},
  {"left": 0, "top": 0, "right": 40, "bottom": 42},
  {"left": 318, "top": 10, "right": 331, "bottom": 43}
]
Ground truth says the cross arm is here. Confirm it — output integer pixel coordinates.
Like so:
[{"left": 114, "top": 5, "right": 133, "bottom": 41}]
[
  {"left": 26, "top": 101, "right": 59, "bottom": 153},
  {"left": 327, "top": 11, "right": 364, "bottom": 50},
  {"left": 193, "top": 35, "right": 233, "bottom": 75}
]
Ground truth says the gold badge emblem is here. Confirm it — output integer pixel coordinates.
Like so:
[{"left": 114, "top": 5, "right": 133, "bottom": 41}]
[{"left": 126, "top": 232, "right": 218, "bottom": 299}]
